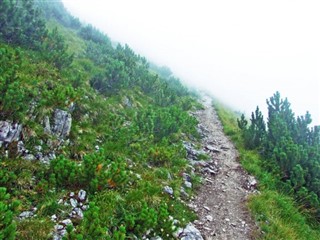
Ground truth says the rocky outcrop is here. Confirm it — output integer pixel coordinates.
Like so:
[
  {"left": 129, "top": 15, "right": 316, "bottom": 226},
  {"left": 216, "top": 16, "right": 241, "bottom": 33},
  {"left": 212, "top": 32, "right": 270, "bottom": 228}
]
[
  {"left": 0, "top": 108, "right": 72, "bottom": 164},
  {"left": 45, "top": 109, "right": 72, "bottom": 139},
  {"left": 0, "top": 121, "right": 22, "bottom": 147}
]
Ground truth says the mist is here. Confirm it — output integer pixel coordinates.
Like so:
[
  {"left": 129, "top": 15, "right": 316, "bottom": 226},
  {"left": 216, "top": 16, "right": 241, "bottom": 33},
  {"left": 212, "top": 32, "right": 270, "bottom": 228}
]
[{"left": 62, "top": 0, "right": 320, "bottom": 125}]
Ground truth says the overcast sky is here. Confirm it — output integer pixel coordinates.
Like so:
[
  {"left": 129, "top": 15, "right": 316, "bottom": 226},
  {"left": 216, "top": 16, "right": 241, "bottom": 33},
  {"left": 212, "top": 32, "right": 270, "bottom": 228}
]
[{"left": 62, "top": 0, "right": 320, "bottom": 125}]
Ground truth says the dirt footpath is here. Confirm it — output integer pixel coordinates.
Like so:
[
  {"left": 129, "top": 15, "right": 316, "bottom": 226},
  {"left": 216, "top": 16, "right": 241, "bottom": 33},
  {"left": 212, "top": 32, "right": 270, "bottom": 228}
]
[{"left": 189, "top": 97, "right": 258, "bottom": 240}]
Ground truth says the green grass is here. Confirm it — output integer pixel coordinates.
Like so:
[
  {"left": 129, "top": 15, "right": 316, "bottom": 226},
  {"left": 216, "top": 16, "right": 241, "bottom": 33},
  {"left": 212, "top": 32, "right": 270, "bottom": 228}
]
[
  {"left": 46, "top": 19, "right": 86, "bottom": 56},
  {"left": 213, "top": 100, "right": 320, "bottom": 240}
]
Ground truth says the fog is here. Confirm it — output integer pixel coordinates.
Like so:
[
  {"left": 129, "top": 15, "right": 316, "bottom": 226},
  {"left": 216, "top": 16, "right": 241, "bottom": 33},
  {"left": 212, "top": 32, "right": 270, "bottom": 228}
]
[{"left": 62, "top": 0, "right": 320, "bottom": 125}]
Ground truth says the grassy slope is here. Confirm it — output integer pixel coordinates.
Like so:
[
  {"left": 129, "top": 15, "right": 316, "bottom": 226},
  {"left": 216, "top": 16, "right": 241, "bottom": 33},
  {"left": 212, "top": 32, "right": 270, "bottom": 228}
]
[
  {"left": 213, "top": 101, "right": 320, "bottom": 240},
  {"left": 1, "top": 15, "right": 206, "bottom": 238}
]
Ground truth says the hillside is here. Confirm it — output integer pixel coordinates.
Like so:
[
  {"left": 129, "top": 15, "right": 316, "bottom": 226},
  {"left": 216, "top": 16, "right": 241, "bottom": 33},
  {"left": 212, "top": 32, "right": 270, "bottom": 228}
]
[
  {"left": 0, "top": 1, "right": 203, "bottom": 239},
  {"left": 1, "top": 1, "right": 320, "bottom": 240}
]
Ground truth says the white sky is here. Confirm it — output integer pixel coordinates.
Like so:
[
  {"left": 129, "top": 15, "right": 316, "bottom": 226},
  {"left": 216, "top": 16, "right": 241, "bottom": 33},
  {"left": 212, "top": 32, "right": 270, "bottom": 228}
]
[{"left": 62, "top": 0, "right": 320, "bottom": 125}]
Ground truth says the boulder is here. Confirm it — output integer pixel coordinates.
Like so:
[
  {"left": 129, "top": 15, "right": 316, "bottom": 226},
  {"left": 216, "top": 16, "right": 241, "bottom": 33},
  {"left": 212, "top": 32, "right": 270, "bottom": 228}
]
[
  {"left": 181, "top": 223, "right": 203, "bottom": 240},
  {"left": 164, "top": 186, "right": 174, "bottom": 195},
  {"left": 51, "top": 109, "right": 72, "bottom": 139},
  {"left": 70, "top": 198, "right": 78, "bottom": 208},
  {"left": 78, "top": 189, "right": 87, "bottom": 202},
  {"left": 184, "top": 181, "right": 192, "bottom": 189},
  {"left": 0, "top": 121, "right": 22, "bottom": 143},
  {"left": 19, "top": 211, "right": 34, "bottom": 220},
  {"left": 175, "top": 223, "right": 203, "bottom": 240},
  {"left": 44, "top": 116, "right": 52, "bottom": 135}
]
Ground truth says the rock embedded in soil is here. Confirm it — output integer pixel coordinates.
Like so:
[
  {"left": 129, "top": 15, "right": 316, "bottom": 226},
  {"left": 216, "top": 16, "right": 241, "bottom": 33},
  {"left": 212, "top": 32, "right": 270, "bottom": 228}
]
[
  {"left": 205, "top": 145, "right": 220, "bottom": 153},
  {"left": 177, "top": 223, "right": 204, "bottom": 240},
  {"left": 163, "top": 186, "right": 174, "bottom": 195},
  {"left": 51, "top": 109, "right": 72, "bottom": 139},
  {"left": 0, "top": 121, "right": 22, "bottom": 143}
]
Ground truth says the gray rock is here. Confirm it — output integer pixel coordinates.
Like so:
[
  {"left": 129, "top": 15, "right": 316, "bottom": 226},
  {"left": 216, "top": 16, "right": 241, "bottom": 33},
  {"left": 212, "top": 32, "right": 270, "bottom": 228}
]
[
  {"left": 0, "top": 121, "right": 11, "bottom": 140},
  {"left": 203, "top": 206, "right": 210, "bottom": 211},
  {"left": 183, "top": 141, "right": 206, "bottom": 160},
  {"left": 247, "top": 176, "right": 257, "bottom": 189},
  {"left": 202, "top": 167, "right": 217, "bottom": 175},
  {"left": 164, "top": 186, "right": 174, "bottom": 195},
  {"left": 81, "top": 205, "right": 89, "bottom": 211},
  {"left": 55, "top": 224, "right": 64, "bottom": 231},
  {"left": 52, "top": 109, "right": 72, "bottom": 139},
  {"left": 70, "top": 198, "right": 78, "bottom": 208},
  {"left": 34, "top": 145, "right": 42, "bottom": 152},
  {"left": 184, "top": 181, "right": 192, "bottom": 189},
  {"left": 61, "top": 219, "right": 73, "bottom": 226},
  {"left": 197, "top": 124, "right": 208, "bottom": 138},
  {"left": 35, "top": 152, "right": 43, "bottom": 161},
  {"left": 74, "top": 207, "right": 84, "bottom": 219},
  {"left": 40, "top": 156, "right": 50, "bottom": 164},
  {"left": 23, "top": 154, "right": 36, "bottom": 161},
  {"left": 205, "top": 145, "right": 220, "bottom": 153},
  {"left": 78, "top": 189, "right": 87, "bottom": 202},
  {"left": 191, "top": 160, "right": 208, "bottom": 168},
  {"left": 0, "top": 121, "right": 22, "bottom": 143},
  {"left": 53, "top": 224, "right": 67, "bottom": 240},
  {"left": 17, "top": 141, "right": 26, "bottom": 154},
  {"left": 180, "top": 223, "right": 203, "bottom": 240},
  {"left": 44, "top": 116, "right": 51, "bottom": 135},
  {"left": 19, "top": 211, "right": 34, "bottom": 219},
  {"left": 221, "top": 146, "right": 230, "bottom": 150},
  {"left": 182, "top": 173, "right": 192, "bottom": 182},
  {"left": 205, "top": 215, "right": 213, "bottom": 222}
]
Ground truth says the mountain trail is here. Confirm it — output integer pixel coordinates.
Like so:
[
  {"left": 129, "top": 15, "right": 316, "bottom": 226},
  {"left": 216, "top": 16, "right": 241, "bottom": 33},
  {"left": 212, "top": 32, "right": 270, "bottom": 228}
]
[{"left": 189, "top": 96, "right": 259, "bottom": 239}]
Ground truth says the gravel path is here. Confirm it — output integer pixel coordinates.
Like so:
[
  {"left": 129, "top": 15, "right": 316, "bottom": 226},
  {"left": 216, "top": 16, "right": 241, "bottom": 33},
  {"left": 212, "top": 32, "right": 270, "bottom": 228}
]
[{"left": 189, "top": 96, "right": 258, "bottom": 240}]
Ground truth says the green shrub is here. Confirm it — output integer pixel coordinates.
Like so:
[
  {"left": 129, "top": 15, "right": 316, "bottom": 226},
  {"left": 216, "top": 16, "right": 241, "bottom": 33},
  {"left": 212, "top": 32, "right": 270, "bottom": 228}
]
[
  {"left": 49, "top": 156, "right": 79, "bottom": 188},
  {"left": 0, "top": 187, "right": 20, "bottom": 240}
]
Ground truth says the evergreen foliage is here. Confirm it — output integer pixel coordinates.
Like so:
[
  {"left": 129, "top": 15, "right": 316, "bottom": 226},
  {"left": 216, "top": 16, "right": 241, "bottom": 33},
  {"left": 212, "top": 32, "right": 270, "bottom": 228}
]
[
  {"left": 215, "top": 101, "right": 320, "bottom": 239},
  {"left": 0, "top": 0, "right": 47, "bottom": 49},
  {"left": 238, "top": 91, "right": 320, "bottom": 219},
  {"left": 0, "top": 187, "right": 20, "bottom": 240}
]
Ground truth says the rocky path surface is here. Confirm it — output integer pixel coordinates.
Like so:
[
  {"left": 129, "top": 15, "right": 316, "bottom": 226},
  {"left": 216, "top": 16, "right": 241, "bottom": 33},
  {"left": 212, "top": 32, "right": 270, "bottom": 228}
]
[{"left": 187, "top": 97, "right": 258, "bottom": 240}]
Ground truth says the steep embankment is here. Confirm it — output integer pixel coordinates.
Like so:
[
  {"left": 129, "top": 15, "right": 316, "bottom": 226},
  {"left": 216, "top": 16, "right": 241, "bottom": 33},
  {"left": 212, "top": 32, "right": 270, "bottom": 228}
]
[{"left": 190, "top": 97, "right": 258, "bottom": 239}]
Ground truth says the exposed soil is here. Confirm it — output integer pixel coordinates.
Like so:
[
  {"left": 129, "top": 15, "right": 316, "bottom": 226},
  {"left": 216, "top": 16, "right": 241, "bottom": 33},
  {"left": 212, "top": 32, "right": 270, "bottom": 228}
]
[{"left": 189, "top": 96, "right": 259, "bottom": 240}]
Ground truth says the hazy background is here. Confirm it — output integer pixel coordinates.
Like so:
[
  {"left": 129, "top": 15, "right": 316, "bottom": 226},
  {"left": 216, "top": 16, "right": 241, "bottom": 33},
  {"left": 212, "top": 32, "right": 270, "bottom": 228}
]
[{"left": 62, "top": 0, "right": 320, "bottom": 125}]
